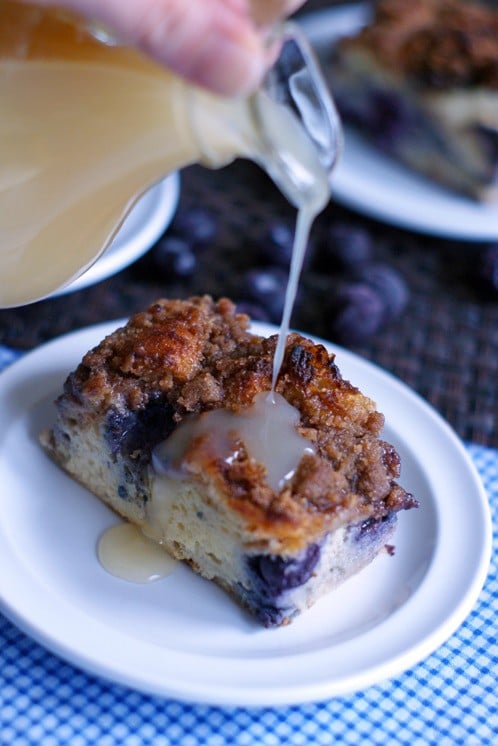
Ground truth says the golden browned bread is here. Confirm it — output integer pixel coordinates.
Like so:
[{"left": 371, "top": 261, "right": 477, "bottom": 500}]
[{"left": 41, "top": 295, "right": 416, "bottom": 626}]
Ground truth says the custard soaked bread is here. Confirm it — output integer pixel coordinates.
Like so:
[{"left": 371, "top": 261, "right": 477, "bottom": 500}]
[{"left": 40, "top": 296, "right": 416, "bottom": 626}]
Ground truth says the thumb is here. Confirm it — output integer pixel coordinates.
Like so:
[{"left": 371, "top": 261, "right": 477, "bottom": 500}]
[
  {"left": 130, "top": 0, "right": 271, "bottom": 95},
  {"left": 31, "top": 0, "right": 271, "bottom": 95}
]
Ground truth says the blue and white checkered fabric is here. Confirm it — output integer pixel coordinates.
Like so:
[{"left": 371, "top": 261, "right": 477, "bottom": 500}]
[{"left": 1, "top": 345, "right": 497, "bottom": 745}]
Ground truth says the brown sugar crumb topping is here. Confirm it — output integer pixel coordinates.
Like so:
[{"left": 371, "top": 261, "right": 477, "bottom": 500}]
[
  {"left": 342, "top": 0, "right": 498, "bottom": 89},
  {"left": 61, "top": 295, "right": 416, "bottom": 539}
]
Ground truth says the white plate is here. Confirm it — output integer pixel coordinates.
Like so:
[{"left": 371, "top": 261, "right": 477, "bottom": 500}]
[
  {"left": 0, "top": 321, "right": 491, "bottom": 706},
  {"left": 55, "top": 173, "right": 180, "bottom": 295},
  {"left": 300, "top": 3, "right": 498, "bottom": 241}
]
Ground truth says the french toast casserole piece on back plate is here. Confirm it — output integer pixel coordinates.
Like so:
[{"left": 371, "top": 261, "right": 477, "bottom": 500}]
[{"left": 327, "top": 0, "right": 498, "bottom": 199}]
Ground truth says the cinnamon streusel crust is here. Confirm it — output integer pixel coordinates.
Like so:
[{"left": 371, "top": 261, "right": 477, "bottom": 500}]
[{"left": 41, "top": 296, "right": 416, "bottom": 625}]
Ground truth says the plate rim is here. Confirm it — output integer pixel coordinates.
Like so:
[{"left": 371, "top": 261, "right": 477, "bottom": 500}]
[
  {"left": 0, "top": 319, "right": 492, "bottom": 706},
  {"left": 300, "top": 2, "right": 498, "bottom": 241},
  {"left": 54, "top": 173, "right": 180, "bottom": 296}
]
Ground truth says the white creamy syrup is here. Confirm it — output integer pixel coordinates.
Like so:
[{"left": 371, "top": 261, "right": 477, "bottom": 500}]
[
  {"left": 271, "top": 205, "right": 320, "bottom": 392},
  {"left": 97, "top": 522, "right": 178, "bottom": 583},
  {"left": 153, "top": 391, "right": 315, "bottom": 492}
]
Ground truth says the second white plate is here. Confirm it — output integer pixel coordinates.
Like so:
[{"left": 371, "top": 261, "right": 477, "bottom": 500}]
[
  {"left": 300, "top": 3, "right": 498, "bottom": 240},
  {"left": 56, "top": 173, "right": 180, "bottom": 295},
  {"left": 0, "top": 321, "right": 491, "bottom": 706}
]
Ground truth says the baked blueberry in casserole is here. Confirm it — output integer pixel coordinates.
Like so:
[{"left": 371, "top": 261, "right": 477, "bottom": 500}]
[
  {"left": 40, "top": 296, "right": 416, "bottom": 626},
  {"left": 327, "top": 0, "right": 498, "bottom": 200}
]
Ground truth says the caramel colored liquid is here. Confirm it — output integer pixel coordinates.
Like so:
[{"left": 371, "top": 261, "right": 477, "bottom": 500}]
[{"left": 0, "top": 3, "right": 199, "bottom": 306}]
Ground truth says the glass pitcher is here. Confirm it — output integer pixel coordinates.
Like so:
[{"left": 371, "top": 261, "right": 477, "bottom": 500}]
[{"left": 0, "top": 1, "right": 341, "bottom": 307}]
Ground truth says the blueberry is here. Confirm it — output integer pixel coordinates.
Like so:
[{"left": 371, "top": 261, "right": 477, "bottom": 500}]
[
  {"left": 477, "top": 125, "right": 498, "bottom": 164},
  {"left": 351, "top": 513, "right": 396, "bottom": 544},
  {"left": 257, "top": 222, "right": 294, "bottom": 266},
  {"left": 242, "top": 267, "right": 288, "bottom": 322},
  {"left": 104, "top": 397, "right": 176, "bottom": 465},
  {"left": 152, "top": 236, "right": 197, "bottom": 278},
  {"left": 369, "top": 89, "right": 415, "bottom": 145},
  {"left": 247, "top": 544, "right": 320, "bottom": 598},
  {"left": 253, "top": 219, "right": 315, "bottom": 270},
  {"left": 353, "top": 263, "right": 409, "bottom": 320},
  {"left": 253, "top": 605, "right": 290, "bottom": 628},
  {"left": 317, "top": 222, "right": 373, "bottom": 271},
  {"left": 329, "top": 282, "right": 385, "bottom": 345},
  {"left": 235, "top": 583, "right": 290, "bottom": 627},
  {"left": 288, "top": 344, "right": 313, "bottom": 383},
  {"left": 171, "top": 206, "right": 217, "bottom": 247},
  {"left": 475, "top": 244, "right": 498, "bottom": 295},
  {"left": 234, "top": 301, "right": 271, "bottom": 322},
  {"left": 267, "top": 222, "right": 295, "bottom": 265}
]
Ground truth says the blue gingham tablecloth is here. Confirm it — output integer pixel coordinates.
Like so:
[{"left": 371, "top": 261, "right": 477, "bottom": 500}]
[{"left": 0, "top": 345, "right": 497, "bottom": 746}]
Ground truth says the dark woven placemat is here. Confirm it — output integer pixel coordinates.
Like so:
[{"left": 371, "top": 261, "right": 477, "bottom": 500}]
[{"left": 1, "top": 160, "right": 497, "bottom": 446}]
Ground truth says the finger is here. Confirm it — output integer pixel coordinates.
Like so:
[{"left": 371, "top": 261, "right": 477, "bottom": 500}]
[
  {"left": 28, "top": 0, "right": 272, "bottom": 95},
  {"left": 129, "top": 0, "right": 269, "bottom": 95},
  {"left": 249, "top": 0, "right": 306, "bottom": 27}
]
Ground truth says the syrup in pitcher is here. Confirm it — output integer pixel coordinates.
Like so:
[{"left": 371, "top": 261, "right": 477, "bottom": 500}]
[{"left": 0, "top": 1, "right": 339, "bottom": 307}]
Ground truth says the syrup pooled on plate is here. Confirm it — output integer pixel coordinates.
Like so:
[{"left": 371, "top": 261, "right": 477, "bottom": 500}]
[{"left": 98, "top": 522, "right": 178, "bottom": 583}]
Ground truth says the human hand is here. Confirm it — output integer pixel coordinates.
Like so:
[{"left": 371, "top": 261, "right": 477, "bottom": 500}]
[{"left": 27, "top": 0, "right": 306, "bottom": 94}]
